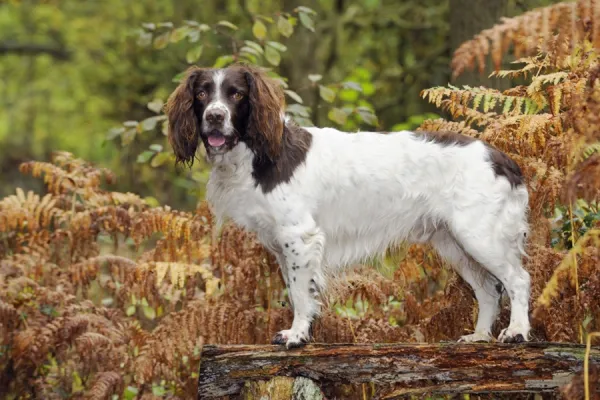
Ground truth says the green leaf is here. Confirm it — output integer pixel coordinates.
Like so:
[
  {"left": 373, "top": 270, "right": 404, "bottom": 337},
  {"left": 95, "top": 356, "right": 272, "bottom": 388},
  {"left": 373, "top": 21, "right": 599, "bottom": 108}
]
[
  {"left": 277, "top": 16, "right": 294, "bottom": 37},
  {"left": 308, "top": 74, "right": 322, "bottom": 83},
  {"left": 255, "top": 15, "right": 274, "bottom": 23},
  {"left": 123, "top": 120, "right": 138, "bottom": 128},
  {"left": 240, "top": 53, "right": 258, "bottom": 64},
  {"left": 244, "top": 40, "right": 264, "bottom": 54},
  {"left": 295, "top": 6, "right": 317, "bottom": 15},
  {"left": 286, "top": 104, "right": 310, "bottom": 117},
  {"left": 342, "top": 81, "right": 363, "bottom": 92},
  {"left": 153, "top": 32, "right": 170, "bottom": 49},
  {"left": 339, "top": 88, "right": 359, "bottom": 102},
  {"left": 213, "top": 55, "right": 235, "bottom": 68},
  {"left": 240, "top": 46, "right": 262, "bottom": 57},
  {"left": 157, "top": 22, "right": 174, "bottom": 29},
  {"left": 149, "top": 144, "right": 163, "bottom": 152},
  {"left": 357, "top": 108, "right": 378, "bottom": 126},
  {"left": 265, "top": 46, "right": 281, "bottom": 66},
  {"left": 136, "top": 31, "right": 153, "bottom": 47},
  {"left": 147, "top": 98, "right": 164, "bottom": 113},
  {"left": 299, "top": 12, "right": 315, "bottom": 32},
  {"left": 252, "top": 20, "right": 267, "bottom": 40},
  {"left": 328, "top": 108, "right": 347, "bottom": 125},
  {"left": 172, "top": 71, "right": 186, "bottom": 83},
  {"left": 186, "top": 45, "right": 203, "bottom": 63},
  {"left": 170, "top": 26, "right": 190, "bottom": 43},
  {"left": 123, "top": 386, "right": 139, "bottom": 400},
  {"left": 319, "top": 85, "right": 336, "bottom": 103},
  {"left": 137, "top": 151, "right": 154, "bottom": 163},
  {"left": 106, "top": 127, "right": 125, "bottom": 140},
  {"left": 121, "top": 128, "right": 136, "bottom": 146},
  {"left": 151, "top": 152, "right": 171, "bottom": 167},
  {"left": 187, "top": 29, "right": 200, "bottom": 43},
  {"left": 284, "top": 90, "right": 303, "bottom": 104},
  {"left": 126, "top": 305, "right": 136, "bottom": 316},
  {"left": 162, "top": 120, "right": 169, "bottom": 136},
  {"left": 217, "top": 20, "right": 238, "bottom": 30},
  {"left": 152, "top": 385, "right": 166, "bottom": 396},
  {"left": 266, "top": 41, "right": 287, "bottom": 52},
  {"left": 142, "top": 305, "right": 156, "bottom": 320},
  {"left": 140, "top": 116, "right": 161, "bottom": 131}
]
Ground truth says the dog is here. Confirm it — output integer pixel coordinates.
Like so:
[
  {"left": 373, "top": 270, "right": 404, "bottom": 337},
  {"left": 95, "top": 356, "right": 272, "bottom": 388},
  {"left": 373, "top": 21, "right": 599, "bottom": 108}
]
[{"left": 165, "top": 64, "right": 531, "bottom": 349}]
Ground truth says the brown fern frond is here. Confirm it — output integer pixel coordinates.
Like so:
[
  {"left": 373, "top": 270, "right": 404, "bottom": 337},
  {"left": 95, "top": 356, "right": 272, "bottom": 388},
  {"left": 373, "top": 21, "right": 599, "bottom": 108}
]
[
  {"left": 451, "top": 0, "right": 600, "bottom": 78},
  {"left": 0, "top": 189, "right": 63, "bottom": 233},
  {"left": 537, "top": 228, "right": 600, "bottom": 308},
  {"left": 416, "top": 119, "right": 479, "bottom": 137},
  {"left": 20, "top": 151, "right": 115, "bottom": 195},
  {"left": 422, "top": 85, "right": 533, "bottom": 115},
  {"left": 565, "top": 153, "right": 600, "bottom": 202},
  {"left": 69, "top": 255, "right": 137, "bottom": 292},
  {"left": 85, "top": 371, "right": 123, "bottom": 400},
  {"left": 0, "top": 299, "right": 19, "bottom": 330},
  {"left": 140, "top": 261, "right": 218, "bottom": 292}
]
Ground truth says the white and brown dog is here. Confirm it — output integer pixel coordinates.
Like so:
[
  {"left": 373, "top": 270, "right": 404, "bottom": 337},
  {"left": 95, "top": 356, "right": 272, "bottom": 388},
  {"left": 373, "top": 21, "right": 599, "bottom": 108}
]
[{"left": 165, "top": 64, "right": 531, "bottom": 349}]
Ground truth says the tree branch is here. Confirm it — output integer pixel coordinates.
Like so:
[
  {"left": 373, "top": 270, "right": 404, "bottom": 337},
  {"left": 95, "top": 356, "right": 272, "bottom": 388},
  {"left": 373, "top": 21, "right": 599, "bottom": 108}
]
[
  {"left": 198, "top": 342, "right": 600, "bottom": 398},
  {"left": 0, "top": 41, "right": 71, "bottom": 60}
]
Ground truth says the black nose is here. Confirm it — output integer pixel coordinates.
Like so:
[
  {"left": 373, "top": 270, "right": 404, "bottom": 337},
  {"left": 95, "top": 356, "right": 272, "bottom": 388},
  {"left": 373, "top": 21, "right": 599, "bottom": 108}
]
[{"left": 206, "top": 109, "right": 225, "bottom": 124}]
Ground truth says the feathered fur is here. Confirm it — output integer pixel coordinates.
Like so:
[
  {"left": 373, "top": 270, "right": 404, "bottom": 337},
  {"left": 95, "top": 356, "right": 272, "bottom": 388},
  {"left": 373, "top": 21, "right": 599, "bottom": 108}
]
[{"left": 166, "top": 65, "right": 532, "bottom": 348}]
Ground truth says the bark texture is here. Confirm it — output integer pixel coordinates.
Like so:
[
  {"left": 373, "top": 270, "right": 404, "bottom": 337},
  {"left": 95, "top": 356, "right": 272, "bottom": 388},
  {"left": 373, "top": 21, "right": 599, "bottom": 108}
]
[{"left": 198, "top": 342, "right": 600, "bottom": 398}]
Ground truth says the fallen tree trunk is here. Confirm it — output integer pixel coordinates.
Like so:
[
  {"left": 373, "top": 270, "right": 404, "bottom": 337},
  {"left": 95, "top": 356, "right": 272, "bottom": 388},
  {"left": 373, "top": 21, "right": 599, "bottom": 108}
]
[{"left": 198, "top": 342, "right": 600, "bottom": 399}]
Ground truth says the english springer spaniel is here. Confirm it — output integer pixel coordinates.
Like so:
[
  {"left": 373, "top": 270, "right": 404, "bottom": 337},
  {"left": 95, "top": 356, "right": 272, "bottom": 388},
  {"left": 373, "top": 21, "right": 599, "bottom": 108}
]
[{"left": 165, "top": 64, "right": 531, "bottom": 349}]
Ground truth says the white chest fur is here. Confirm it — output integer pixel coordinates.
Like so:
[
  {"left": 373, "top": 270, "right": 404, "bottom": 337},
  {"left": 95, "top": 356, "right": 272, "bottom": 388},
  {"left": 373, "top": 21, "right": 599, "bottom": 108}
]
[{"left": 205, "top": 144, "right": 274, "bottom": 238}]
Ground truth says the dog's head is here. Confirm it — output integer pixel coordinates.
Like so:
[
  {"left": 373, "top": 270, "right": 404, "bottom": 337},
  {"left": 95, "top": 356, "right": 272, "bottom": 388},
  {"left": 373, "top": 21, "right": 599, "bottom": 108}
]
[{"left": 165, "top": 64, "right": 285, "bottom": 165}]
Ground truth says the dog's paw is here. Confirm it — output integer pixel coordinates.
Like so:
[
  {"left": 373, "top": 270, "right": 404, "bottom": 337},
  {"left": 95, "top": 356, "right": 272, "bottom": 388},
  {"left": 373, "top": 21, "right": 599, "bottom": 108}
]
[
  {"left": 498, "top": 326, "right": 530, "bottom": 343},
  {"left": 457, "top": 332, "right": 493, "bottom": 343},
  {"left": 271, "top": 329, "right": 310, "bottom": 349},
  {"left": 271, "top": 330, "right": 290, "bottom": 345}
]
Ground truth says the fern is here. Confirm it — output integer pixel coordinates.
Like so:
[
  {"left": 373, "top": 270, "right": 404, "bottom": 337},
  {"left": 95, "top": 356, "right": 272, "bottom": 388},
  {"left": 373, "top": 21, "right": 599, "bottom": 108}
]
[{"left": 451, "top": 0, "right": 600, "bottom": 79}]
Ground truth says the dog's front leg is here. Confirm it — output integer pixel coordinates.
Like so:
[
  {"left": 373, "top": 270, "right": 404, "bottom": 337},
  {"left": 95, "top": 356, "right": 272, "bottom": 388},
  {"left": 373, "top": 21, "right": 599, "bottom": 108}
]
[
  {"left": 271, "top": 218, "right": 325, "bottom": 349},
  {"left": 273, "top": 252, "right": 294, "bottom": 309}
]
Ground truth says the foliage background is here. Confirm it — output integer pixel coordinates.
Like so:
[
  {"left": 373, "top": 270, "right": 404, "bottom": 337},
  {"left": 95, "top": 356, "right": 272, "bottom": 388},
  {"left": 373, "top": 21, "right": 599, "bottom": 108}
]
[
  {"left": 0, "top": 0, "right": 557, "bottom": 209},
  {"left": 1, "top": 0, "right": 600, "bottom": 399}
]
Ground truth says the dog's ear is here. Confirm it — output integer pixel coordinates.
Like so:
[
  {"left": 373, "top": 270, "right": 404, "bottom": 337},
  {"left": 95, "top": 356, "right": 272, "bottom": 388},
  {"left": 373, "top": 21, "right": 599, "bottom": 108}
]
[
  {"left": 243, "top": 65, "right": 285, "bottom": 162},
  {"left": 165, "top": 67, "right": 205, "bottom": 166}
]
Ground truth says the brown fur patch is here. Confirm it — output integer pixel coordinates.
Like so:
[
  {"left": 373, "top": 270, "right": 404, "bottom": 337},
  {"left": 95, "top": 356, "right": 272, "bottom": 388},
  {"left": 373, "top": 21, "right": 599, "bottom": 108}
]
[
  {"left": 242, "top": 65, "right": 285, "bottom": 163},
  {"left": 164, "top": 67, "right": 208, "bottom": 166},
  {"left": 486, "top": 147, "right": 524, "bottom": 188},
  {"left": 252, "top": 123, "right": 312, "bottom": 193}
]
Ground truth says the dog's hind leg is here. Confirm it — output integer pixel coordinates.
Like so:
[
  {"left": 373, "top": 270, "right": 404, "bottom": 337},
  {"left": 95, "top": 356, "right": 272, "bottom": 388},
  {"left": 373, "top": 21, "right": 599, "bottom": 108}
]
[
  {"left": 450, "top": 192, "right": 531, "bottom": 343},
  {"left": 430, "top": 230, "right": 502, "bottom": 342}
]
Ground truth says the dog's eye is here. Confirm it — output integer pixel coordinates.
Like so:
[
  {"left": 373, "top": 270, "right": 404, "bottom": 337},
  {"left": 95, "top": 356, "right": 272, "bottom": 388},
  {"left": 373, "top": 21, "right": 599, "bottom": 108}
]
[
  {"left": 231, "top": 92, "right": 243, "bottom": 101},
  {"left": 197, "top": 91, "right": 207, "bottom": 100}
]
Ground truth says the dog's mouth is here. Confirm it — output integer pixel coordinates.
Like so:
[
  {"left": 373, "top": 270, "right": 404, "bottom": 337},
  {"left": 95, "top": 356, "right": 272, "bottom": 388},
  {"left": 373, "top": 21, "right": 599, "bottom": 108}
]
[
  {"left": 203, "top": 130, "right": 238, "bottom": 155},
  {"left": 207, "top": 131, "right": 226, "bottom": 148}
]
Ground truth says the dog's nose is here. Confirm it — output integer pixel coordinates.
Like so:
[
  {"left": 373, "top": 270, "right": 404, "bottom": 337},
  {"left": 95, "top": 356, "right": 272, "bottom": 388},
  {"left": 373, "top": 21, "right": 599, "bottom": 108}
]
[{"left": 206, "top": 109, "right": 225, "bottom": 124}]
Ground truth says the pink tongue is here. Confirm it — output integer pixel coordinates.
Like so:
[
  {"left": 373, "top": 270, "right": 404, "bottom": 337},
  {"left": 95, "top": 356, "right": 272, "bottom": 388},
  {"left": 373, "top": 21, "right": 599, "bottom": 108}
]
[{"left": 208, "top": 135, "right": 226, "bottom": 147}]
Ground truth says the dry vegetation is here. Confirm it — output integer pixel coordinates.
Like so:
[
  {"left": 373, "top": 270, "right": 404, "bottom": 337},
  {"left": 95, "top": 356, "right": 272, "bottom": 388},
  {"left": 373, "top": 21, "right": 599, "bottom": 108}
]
[{"left": 1, "top": 0, "right": 600, "bottom": 399}]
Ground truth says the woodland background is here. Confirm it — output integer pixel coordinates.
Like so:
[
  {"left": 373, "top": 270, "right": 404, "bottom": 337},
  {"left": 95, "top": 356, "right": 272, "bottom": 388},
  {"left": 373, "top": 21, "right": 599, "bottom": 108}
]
[{"left": 1, "top": 0, "right": 600, "bottom": 399}]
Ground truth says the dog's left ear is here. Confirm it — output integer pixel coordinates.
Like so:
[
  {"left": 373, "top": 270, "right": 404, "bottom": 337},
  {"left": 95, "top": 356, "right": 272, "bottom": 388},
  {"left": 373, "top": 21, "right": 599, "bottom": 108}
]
[
  {"left": 165, "top": 67, "right": 205, "bottom": 166},
  {"left": 243, "top": 65, "right": 285, "bottom": 162}
]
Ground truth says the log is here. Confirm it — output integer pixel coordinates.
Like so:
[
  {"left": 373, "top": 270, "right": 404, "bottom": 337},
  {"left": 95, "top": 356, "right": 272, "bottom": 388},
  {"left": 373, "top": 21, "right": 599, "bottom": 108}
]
[{"left": 198, "top": 342, "right": 600, "bottom": 399}]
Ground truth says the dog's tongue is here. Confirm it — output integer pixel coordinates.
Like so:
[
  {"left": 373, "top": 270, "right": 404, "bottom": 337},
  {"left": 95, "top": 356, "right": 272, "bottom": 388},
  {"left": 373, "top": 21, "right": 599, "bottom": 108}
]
[{"left": 208, "top": 135, "right": 226, "bottom": 147}]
